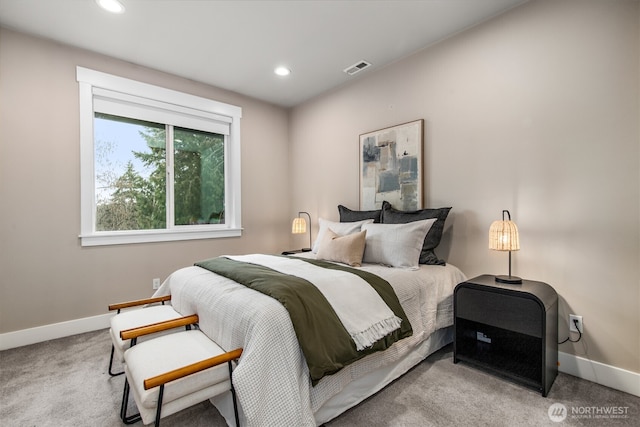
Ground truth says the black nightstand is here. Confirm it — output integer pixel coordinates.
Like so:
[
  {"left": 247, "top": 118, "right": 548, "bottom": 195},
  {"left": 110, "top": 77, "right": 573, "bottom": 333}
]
[{"left": 453, "top": 275, "right": 558, "bottom": 396}]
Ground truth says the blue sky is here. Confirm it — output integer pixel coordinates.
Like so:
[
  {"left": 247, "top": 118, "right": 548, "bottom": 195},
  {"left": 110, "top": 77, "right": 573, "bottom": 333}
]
[{"left": 93, "top": 116, "right": 158, "bottom": 198}]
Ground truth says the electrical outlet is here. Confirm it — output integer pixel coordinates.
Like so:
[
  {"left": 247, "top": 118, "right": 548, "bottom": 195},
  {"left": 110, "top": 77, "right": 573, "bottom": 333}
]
[
  {"left": 152, "top": 278, "right": 161, "bottom": 290},
  {"left": 569, "top": 314, "right": 583, "bottom": 333}
]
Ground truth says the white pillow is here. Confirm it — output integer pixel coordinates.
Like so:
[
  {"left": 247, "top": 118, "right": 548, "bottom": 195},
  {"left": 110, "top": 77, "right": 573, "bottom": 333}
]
[
  {"left": 362, "top": 219, "right": 437, "bottom": 269},
  {"left": 312, "top": 218, "right": 374, "bottom": 253}
]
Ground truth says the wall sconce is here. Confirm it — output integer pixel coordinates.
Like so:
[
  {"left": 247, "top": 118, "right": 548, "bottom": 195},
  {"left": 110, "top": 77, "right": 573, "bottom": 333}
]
[
  {"left": 489, "top": 209, "right": 522, "bottom": 284},
  {"left": 292, "top": 211, "right": 312, "bottom": 252}
]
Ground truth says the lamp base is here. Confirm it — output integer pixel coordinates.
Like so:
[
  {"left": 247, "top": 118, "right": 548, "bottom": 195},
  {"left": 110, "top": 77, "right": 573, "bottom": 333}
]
[{"left": 495, "top": 275, "right": 523, "bottom": 284}]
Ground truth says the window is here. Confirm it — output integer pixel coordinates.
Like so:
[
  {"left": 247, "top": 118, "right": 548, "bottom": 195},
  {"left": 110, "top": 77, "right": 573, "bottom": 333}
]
[{"left": 77, "top": 67, "right": 242, "bottom": 246}]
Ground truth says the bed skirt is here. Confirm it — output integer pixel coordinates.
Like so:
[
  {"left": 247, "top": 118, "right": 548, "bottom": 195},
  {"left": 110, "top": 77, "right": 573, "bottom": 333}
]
[{"left": 211, "top": 326, "right": 453, "bottom": 426}]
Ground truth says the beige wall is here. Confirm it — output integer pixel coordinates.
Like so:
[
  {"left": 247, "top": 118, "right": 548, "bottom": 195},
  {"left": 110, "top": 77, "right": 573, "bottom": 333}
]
[
  {"left": 0, "top": 29, "right": 291, "bottom": 332},
  {"left": 289, "top": 0, "right": 639, "bottom": 373},
  {"left": 1, "top": 0, "right": 638, "bottom": 375}
]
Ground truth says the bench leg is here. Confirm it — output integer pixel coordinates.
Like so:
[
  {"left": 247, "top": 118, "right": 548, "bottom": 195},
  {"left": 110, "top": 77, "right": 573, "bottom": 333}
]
[
  {"left": 229, "top": 361, "right": 240, "bottom": 427},
  {"left": 120, "top": 377, "right": 142, "bottom": 425},
  {"left": 108, "top": 344, "right": 124, "bottom": 376},
  {"left": 154, "top": 384, "right": 165, "bottom": 426}
]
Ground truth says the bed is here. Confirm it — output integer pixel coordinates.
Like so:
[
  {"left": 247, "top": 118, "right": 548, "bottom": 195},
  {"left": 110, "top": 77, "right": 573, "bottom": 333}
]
[
  {"left": 152, "top": 252, "right": 466, "bottom": 426},
  {"left": 151, "top": 203, "right": 464, "bottom": 425}
]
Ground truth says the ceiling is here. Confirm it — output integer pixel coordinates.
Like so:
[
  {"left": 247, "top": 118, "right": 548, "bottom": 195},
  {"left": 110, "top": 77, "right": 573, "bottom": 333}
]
[{"left": 0, "top": 0, "right": 527, "bottom": 108}]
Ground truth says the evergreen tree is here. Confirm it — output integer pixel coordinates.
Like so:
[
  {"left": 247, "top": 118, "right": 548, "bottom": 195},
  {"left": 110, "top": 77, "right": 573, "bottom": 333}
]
[{"left": 95, "top": 117, "right": 224, "bottom": 231}]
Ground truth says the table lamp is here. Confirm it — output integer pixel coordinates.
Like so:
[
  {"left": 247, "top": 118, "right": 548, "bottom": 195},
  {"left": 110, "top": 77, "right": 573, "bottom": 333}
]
[
  {"left": 292, "top": 211, "right": 312, "bottom": 252},
  {"left": 489, "top": 209, "right": 522, "bottom": 284}
]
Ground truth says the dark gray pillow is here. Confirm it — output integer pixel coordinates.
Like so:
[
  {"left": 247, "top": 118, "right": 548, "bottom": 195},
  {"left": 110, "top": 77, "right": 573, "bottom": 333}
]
[
  {"left": 338, "top": 205, "right": 382, "bottom": 223},
  {"left": 381, "top": 201, "right": 451, "bottom": 265}
]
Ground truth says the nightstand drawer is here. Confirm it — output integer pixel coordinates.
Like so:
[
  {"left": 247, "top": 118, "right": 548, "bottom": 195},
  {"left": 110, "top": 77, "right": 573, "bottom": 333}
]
[{"left": 456, "top": 287, "right": 542, "bottom": 338}]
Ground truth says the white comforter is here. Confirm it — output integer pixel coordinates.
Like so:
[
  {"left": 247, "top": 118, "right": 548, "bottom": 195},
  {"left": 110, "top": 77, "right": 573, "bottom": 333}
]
[{"left": 153, "top": 256, "right": 466, "bottom": 426}]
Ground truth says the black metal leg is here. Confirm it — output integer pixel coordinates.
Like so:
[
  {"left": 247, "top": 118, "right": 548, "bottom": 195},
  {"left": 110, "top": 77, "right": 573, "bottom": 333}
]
[
  {"left": 121, "top": 377, "right": 142, "bottom": 425},
  {"left": 154, "top": 384, "right": 165, "bottom": 426},
  {"left": 119, "top": 378, "right": 127, "bottom": 420},
  {"left": 108, "top": 344, "right": 125, "bottom": 376},
  {"left": 229, "top": 361, "right": 240, "bottom": 427},
  {"left": 110, "top": 308, "right": 125, "bottom": 376}
]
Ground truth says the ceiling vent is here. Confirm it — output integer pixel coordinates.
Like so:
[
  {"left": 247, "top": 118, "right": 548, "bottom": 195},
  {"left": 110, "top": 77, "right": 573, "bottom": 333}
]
[{"left": 343, "top": 60, "right": 371, "bottom": 76}]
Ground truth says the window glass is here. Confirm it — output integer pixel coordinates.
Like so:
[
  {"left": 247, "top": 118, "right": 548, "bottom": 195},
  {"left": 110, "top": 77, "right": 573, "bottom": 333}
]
[
  {"left": 94, "top": 113, "right": 166, "bottom": 231},
  {"left": 174, "top": 127, "right": 225, "bottom": 225}
]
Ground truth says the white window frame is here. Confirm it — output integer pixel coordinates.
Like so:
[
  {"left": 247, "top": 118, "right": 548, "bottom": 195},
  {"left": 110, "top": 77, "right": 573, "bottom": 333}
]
[{"left": 77, "top": 67, "right": 242, "bottom": 246}]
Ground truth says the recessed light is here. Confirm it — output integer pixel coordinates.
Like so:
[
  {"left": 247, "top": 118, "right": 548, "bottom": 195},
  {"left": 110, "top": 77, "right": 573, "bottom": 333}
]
[
  {"left": 96, "top": 0, "right": 125, "bottom": 14},
  {"left": 274, "top": 67, "right": 291, "bottom": 76}
]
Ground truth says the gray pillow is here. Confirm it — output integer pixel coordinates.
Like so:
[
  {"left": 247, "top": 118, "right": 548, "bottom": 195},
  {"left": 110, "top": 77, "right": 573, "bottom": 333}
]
[
  {"left": 381, "top": 201, "right": 451, "bottom": 265},
  {"left": 338, "top": 205, "right": 382, "bottom": 223}
]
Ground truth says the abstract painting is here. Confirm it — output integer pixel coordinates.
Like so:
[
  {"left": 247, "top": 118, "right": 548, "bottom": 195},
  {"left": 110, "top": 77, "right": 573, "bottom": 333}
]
[{"left": 359, "top": 119, "right": 423, "bottom": 211}]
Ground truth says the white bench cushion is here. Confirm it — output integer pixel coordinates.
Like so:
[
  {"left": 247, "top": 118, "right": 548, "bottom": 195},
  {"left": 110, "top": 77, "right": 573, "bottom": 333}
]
[
  {"left": 110, "top": 305, "right": 183, "bottom": 362},
  {"left": 124, "top": 329, "right": 232, "bottom": 423}
]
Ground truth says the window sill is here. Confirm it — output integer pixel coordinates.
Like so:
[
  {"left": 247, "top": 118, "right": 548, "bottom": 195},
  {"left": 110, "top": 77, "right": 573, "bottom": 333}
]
[{"left": 79, "top": 227, "right": 242, "bottom": 247}]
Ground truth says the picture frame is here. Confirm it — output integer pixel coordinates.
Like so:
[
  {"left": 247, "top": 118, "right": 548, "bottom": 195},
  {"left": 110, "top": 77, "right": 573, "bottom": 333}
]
[{"left": 359, "top": 119, "right": 424, "bottom": 211}]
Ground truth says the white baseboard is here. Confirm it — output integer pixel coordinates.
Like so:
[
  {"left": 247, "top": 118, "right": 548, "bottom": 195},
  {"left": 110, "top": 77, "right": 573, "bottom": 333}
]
[
  {"left": 1, "top": 318, "right": 638, "bottom": 398},
  {"left": 558, "top": 351, "right": 640, "bottom": 397},
  {"left": 0, "top": 313, "right": 112, "bottom": 351}
]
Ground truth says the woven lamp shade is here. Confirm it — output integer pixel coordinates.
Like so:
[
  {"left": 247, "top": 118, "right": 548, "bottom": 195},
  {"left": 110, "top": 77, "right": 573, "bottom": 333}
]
[
  {"left": 292, "top": 217, "right": 307, "bottom": 234},
  {"left": 488, "top": 220, "right": 520, "bottom": 252},
  {"left": 291, "top": 212, "right": 312, "bottom": 252}
]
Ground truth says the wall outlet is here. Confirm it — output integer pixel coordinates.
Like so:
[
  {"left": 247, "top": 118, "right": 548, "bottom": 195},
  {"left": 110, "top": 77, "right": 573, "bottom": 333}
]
[
  {"left": 152, "top": 278, "right": 161, "bottom": 290},
  {"left": 569, "top": 314, "right": 583, "bottom": 333}
]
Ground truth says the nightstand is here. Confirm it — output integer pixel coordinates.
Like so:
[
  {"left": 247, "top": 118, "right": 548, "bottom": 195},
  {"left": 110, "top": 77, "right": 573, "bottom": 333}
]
[{"left": 453, "top": 275, "right": 558, "bottom": 396}]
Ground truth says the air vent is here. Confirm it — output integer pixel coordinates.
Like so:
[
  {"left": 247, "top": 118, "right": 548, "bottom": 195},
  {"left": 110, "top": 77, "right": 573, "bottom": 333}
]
[{"left": 343, "top": 60, "right": 371, "bottom": 76}]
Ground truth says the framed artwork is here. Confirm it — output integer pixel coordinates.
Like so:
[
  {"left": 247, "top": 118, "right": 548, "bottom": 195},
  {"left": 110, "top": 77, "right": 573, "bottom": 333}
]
[{"left": 359, "top": 119, "right": 423, "bottom": 211}]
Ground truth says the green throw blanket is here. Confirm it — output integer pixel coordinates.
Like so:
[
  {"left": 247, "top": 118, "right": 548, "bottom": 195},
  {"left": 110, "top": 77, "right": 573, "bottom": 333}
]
[{"left": 195, "top": 256, "right": 412, "bottom": 384}]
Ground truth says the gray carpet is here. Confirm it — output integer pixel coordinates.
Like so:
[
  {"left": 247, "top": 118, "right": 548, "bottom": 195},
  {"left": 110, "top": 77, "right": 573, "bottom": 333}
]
[{"left": 0, "top": 329, "right": 637, "bottom": 426}]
